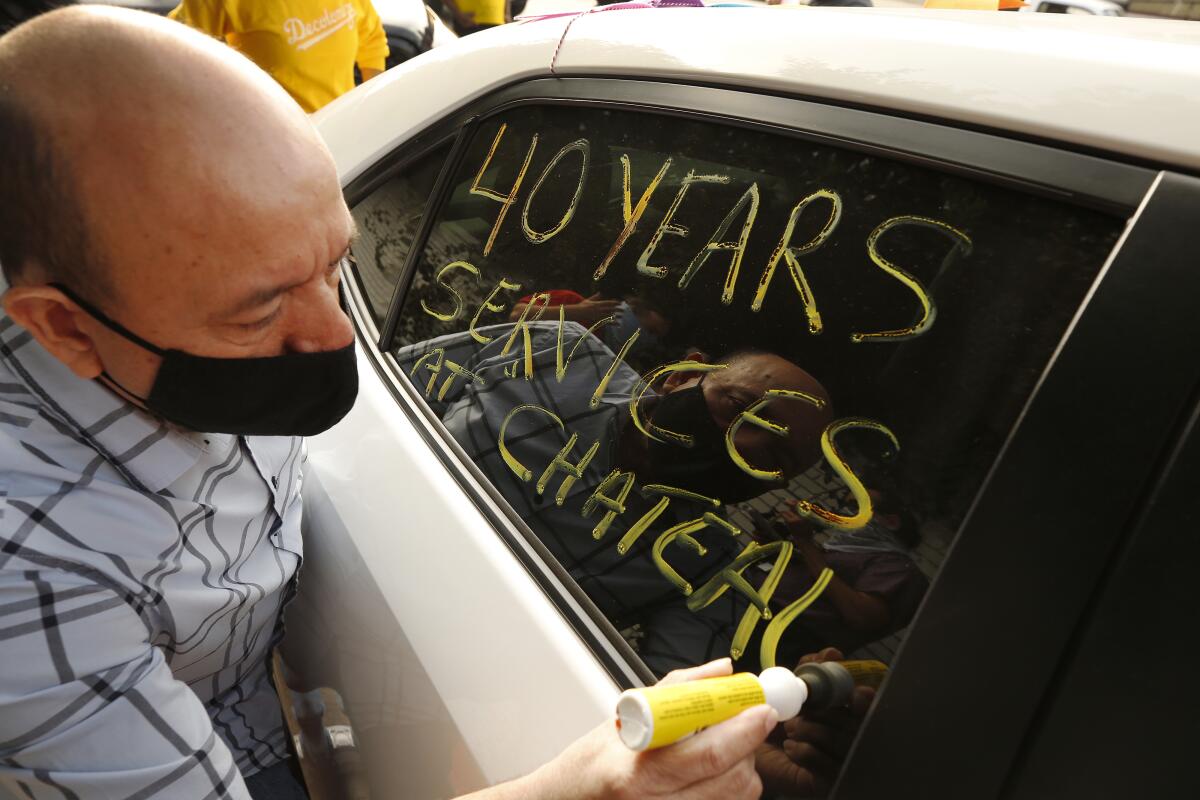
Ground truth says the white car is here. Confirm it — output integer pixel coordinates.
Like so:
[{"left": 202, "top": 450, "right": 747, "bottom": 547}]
[{"left": 290, "top": 7, "right": 1200, "bottom": 799}]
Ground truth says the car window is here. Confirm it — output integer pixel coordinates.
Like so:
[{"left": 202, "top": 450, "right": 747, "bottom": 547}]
[
  {"left": 349, "top": 143, "right": 450, "bottom": 328},
  {"left": 360, "top": 103, "right": 1124, "bottom": 683}
]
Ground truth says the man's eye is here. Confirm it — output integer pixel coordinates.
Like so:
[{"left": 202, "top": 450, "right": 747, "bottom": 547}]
[
  {"left": 237, "top": 307, "right": 281, "bottom": 331},
  {"left": 727, "top": 392, "right": 753, "bottom": 412}
]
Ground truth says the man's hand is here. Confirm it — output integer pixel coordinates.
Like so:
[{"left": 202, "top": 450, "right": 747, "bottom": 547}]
[
  {"left": 776, "top": 503, "right": 816, "bottom": 539},
  {"left": 756, "top": 648, "right": 877, "bottom": 798},
  {"left": 563, "top": 293, "right": 622, "bottom": 327},
  {"left": 484, "top": 659, "right": 776, "bottom": 800}
]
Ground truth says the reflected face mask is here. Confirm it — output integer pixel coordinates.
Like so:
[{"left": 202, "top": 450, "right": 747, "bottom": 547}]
[
  {"left": 53, "top": 283, "right": 358, "bottom": 437},
  {"left": 642, "top": 377, "right": 773, "bottom": 503}
]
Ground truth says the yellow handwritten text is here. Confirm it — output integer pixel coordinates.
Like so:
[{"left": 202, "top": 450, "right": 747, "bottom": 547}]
[
  {"left": 593, "top": 154, "right": 673, "bottom": 281},
  {"left": 420, "top": 260, "right": 480, "bottom": 323},
  {"left": 630, "top": 361, "right": 728, "bottom": 445},
  {"left": 724, "top": 388, "right": 828, "bottom": 481},
  {"left": 851, "top": 215, "right": 972, "bottom": 343},
  {"left": 688, "top": 540, "right": 794, "bottom": 661},
  {"left": 760, "top": 567, "right": 834, "bottom": 668},
  {"left": 678, "top": 183, "right": 761, "bottom": 305},
  {"left": 408, "top": 347, "right": 483, "bottom": 401},
  {"left": 636, "top": 171, "right": 730, "bottom": 279},
  {"left": 582, "top": 469, "right": 638, "bottom": 540},
  {"left": 521, "top": 139, "right": 590, "bottom": 245},
  {"left": 796, "top": 417, "right": 899, "bottom": 530},
  {"left": 752, "top": 190, "right": 841, "bottom": 334},
  {"left": 498, "top": 404, "right": 563, "bottom": 482},
  {"left": 470, "top": 124, "right": 538, "bottom": 257},
  {"left": 468, "top": 278, "right": 522, "bottom": 344}
]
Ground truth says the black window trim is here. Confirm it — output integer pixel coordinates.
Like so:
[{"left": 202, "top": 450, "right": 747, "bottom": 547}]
[{"left": 338, "top": 76, "right": 1200, "bottom": 798}]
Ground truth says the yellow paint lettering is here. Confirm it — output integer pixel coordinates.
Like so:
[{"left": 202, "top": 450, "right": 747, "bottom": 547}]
[
  {"left": 521, "top": 139, "right": 590, "bottom": 244},
  {"left": 630, "top": 361, "right": 728, "bottom": 444},
  {"left": 409, "top": 348, "right": 445, "bottom": 397},
  {"left": 536, "top": 433, "right": 602, "bottom": 506},
  {"left": 593, "top": 154, "right": 673, "bottom": 281},
  {"left": 588, "top": 329, "right": 640, "bottom": 409},
  {"left": 651, "top": 512, "right": 741, "bottom": 596},
  {"left": 725, "top": 389, "right": 828, "bottom": 481},
  {"left": 752, "top": 190, "right": 841, "bottom": 334},
  {"left": 501, "top": 292, "right": 551, "bottom": 380},
  {"left": 555, "top": 304, "right": 617, "bottom": 382},
  {"left": 436, "top": 361, "right": 484, "bottom": 402},
  {"left": 469, "top": 278, "right": 522, "bottom": 344},
  {"left": 615, "top": 484, "right": 720, "bottom": 556},
  {"left": 635, "top": 171, "right": 730, "bottom": 279},
  {"left": 760, "top": 567, "right": 834, "bottom": 668},
  {"left": 420, "top": 260, "right": 480, "bottom": 322},
  {"left": 581, "top": 469, "right": 637, "bottom": 541},
  {"left": 687, "top": 540, "right": 794, "bottom": 661},
  {"left": 851, "top": 215, "right": 972, "bottom": 343},
  {"left": 498, "top": 404, "right": 564, "bottom": 482},
  {"left": 678, "top": 183, "right": 760, "bottom": 305},
  {"left": 796, "top": 417, "right": 900, "bottom": 530},
  {"left": 469, "top": 124, "right": 538, "bottom": 257}
]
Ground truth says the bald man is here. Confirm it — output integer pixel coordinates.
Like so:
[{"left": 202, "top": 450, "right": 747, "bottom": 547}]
[{"left": 0, "top": 7, "right": 773, "bottom": 800}]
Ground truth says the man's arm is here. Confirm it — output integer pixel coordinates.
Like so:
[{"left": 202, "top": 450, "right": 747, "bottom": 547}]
[
  {"left": 460, "top": 660, "right": 774, "bottom": 800},
  {"left": 354, "top": 0, "right": 389, "bottom": 81},
  {"left": 778, "top": 506, "right": 891, "bottom": 632},
  {"left": 0, "top": 571, "right": 250, "bottom": 799}
]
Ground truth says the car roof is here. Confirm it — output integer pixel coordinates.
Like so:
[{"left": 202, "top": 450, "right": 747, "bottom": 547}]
[{"left": 317, "top": 7, "right": 1200, "bottom": 179}]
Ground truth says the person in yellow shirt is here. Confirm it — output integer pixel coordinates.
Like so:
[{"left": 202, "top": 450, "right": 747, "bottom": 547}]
[
  {"left": 170, "top": 0, "right": 389, "bottom": 112},
  {"left": 439, "top": 0, "right": 508, "bottom": 34}
]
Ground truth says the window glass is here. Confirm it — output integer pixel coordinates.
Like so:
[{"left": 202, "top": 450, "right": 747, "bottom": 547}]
[
  {"left": 365, "top": 103, "right": 1123, "bottom": 686},
  {"left": 349, "top": 144, "right": 450, "bottom": 327}
]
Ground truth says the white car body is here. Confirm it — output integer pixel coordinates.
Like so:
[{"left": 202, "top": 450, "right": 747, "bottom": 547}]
[{"left": 296, "top": 7, "right": 1200, "bottom": 798}]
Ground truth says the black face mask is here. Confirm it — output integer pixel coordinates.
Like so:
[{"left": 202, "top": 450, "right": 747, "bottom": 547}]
[
  {"left": 642, "top": 377, "right": 776, "bottom": 504},
  {"left": 53, "top": 283, "right": 358, "bottom": 437}
]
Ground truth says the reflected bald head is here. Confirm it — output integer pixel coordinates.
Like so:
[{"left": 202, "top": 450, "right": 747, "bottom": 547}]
[{"left": 0, "top": 6, "right": 334, "bottom": 306}]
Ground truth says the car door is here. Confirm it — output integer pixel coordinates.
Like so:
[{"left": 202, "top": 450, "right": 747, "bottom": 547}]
[{"left": 293, "top": 75, "right": 1200, "bottom": 799}]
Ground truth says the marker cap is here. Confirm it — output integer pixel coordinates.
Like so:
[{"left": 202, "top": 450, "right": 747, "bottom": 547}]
[{"left": 615, "top": 690, "right": 654, "bottom": 751}]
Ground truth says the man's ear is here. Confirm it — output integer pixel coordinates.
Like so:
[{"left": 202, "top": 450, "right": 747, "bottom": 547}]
[
  {"left": 2, "top": 285, "right": 104, "bottom": 379},
  {"left": 660, "top": 349, "right": 711, "bottom": 393}
]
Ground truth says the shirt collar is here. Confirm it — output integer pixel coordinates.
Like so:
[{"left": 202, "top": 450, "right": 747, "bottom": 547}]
[{"left": 0, "top": 314, "right": 207, "bottom": 493}]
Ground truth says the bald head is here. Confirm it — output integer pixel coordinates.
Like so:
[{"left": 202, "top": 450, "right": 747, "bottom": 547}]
[
  {"left": 1, "top": 6, "right": 355, "bottom": 398},
  {"left": 0, "top": 6, "right": 336, "bottom": 303}
]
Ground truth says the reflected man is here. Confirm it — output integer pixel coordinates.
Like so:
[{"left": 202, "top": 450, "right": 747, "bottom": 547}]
[{"left": 395, "top": 320, "right": 833, "bottom": 674}]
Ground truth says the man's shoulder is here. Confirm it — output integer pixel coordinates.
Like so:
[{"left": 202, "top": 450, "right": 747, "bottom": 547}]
[{"left": 0, "top": 381, "right": 177, "bottom": 584}]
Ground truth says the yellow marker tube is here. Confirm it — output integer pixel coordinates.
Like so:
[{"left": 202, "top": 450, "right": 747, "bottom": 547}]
[
  {"left": 615, "top": 668, "right": 806, "bottom": 751},
  {"left": 615, "top": 661, "right": 889, "bottom": 751}
]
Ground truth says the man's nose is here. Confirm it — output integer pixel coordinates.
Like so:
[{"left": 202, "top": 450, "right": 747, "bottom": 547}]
[{"left": 282, "top": 281, "right": 354, "bottom": 354}]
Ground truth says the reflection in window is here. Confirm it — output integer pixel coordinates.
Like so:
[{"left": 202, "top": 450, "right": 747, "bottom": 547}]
[
  {"left": 360, "top": 102, "right": 1124, "bottom": 790},
  {"left": 349, "top": 144, "right": 452, "bottom": 327}
]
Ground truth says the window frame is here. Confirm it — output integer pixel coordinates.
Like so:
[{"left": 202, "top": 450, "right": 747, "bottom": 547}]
[{"left": 339, "top": 76, "right": 1200, "bottom": 798}]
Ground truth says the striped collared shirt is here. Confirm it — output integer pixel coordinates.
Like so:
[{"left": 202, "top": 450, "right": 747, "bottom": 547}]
[{"left": 0, "top": 314, "right": 304, "bottom": 799}]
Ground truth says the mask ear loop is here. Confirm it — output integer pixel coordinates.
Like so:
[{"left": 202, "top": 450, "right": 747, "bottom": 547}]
[
  {"left": 49, "top": 282, "right": 164, "bottom": 410},
  {"left": 49, "top": 282, "right": 168, "bottom": 356},
  {"left": 96, "top": 369, "right": 152, "bottom": 409}
]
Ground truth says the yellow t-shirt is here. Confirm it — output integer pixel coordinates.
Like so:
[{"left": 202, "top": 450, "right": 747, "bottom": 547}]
[
  {"left": 454, "top": 0, "right": 507, "bottom": 27},
  {"left": 170, "top": 0, "right": 390, "bottom": 112}
]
